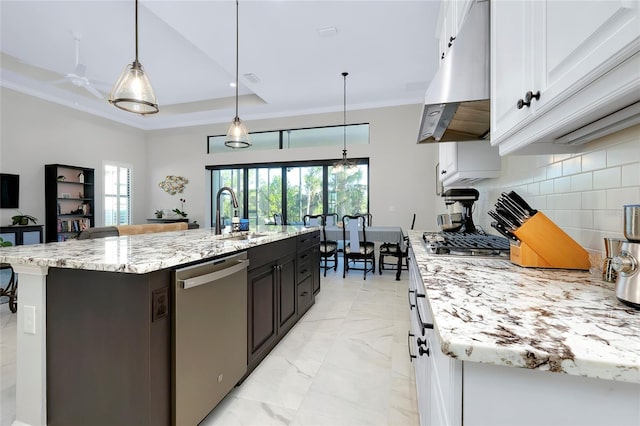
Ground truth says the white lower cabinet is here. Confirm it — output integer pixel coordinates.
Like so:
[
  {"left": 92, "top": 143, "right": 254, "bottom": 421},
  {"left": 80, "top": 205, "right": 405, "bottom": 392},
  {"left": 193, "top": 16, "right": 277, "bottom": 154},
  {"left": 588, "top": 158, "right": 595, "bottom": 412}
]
[{"left": 408, "top": 249, "right": 640, "bottom": 426}]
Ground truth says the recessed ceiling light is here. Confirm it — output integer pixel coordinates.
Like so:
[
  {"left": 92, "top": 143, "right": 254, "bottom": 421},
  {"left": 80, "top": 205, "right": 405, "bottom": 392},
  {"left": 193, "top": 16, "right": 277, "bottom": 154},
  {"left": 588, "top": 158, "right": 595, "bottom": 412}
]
[{"left": 317, "top": 26, "right": 337, "bottom": 37}]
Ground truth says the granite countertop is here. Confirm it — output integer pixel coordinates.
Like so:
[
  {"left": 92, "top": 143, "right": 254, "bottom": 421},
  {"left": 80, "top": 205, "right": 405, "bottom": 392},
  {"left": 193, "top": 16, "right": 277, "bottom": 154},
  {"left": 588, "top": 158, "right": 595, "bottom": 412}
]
[
  {"left": 0, "top": 226, "right": 316, "bottom": 274},
  {"left": 408, "top": 230, "right": 640, "bottom": 384}
]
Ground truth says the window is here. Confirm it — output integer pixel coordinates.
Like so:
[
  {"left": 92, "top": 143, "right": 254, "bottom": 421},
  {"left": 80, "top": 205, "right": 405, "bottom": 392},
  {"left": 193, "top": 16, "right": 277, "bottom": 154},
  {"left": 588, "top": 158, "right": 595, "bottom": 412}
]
[
  {"left": 104, "top": 163, "right": 131, "bottom": 226},
  {"left": 209, "top": 160, "right": 369, "bottom": 227},
  {"left": 207, "top": 124, "right": 369, "bottom": 153}
]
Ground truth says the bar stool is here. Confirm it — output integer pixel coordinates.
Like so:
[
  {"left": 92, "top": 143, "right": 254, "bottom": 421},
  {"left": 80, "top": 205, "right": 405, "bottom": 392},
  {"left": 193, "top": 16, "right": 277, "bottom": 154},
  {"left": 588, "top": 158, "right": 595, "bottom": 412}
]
[{"left": 0, "top": 263, "right": 17, "bottom": 313}]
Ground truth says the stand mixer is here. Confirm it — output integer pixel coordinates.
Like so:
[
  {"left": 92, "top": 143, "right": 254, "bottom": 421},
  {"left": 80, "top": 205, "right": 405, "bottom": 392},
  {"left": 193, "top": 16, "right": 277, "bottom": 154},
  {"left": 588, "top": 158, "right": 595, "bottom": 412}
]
[
  {"left": 612, "top": 204, "right": 640, "bottom": 309},
  {"left": 442, "top": 188, "right": 479, "bottom": 233}
]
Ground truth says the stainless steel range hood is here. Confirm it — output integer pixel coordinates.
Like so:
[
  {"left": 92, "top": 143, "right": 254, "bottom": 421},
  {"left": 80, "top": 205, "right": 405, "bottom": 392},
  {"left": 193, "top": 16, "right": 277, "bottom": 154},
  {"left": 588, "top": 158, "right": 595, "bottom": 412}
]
[{"left": 418, "top": 0, "right": 490, "bottom": 144}]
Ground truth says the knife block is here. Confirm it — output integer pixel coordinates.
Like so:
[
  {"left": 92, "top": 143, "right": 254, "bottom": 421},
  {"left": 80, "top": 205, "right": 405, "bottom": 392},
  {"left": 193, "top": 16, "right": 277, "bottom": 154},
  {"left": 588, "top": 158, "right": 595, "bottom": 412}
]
[{"left": 510, "top": 212, "right": 590, "bottom": 270}]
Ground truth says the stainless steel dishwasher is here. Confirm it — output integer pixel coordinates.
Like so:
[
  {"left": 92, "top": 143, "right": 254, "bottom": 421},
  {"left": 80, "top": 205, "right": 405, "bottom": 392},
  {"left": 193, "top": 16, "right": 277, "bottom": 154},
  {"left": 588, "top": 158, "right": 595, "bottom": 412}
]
[{"left": 173, "top": 252, "right": 249, "bottom": 426}]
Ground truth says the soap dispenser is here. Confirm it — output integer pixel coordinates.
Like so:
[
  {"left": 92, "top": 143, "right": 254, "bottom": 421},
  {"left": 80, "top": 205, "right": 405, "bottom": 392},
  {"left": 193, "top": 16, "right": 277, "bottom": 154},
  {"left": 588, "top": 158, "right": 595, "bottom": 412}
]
[{"left": 232, "top": 210, "right": 240, "bottom": 232}]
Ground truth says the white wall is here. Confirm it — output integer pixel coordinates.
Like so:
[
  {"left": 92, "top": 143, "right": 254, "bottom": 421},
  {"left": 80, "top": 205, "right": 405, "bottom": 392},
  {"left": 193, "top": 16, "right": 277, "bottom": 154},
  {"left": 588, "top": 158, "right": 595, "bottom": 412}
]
[
  {"left": 146, "top": 104, "right": 440, "bottom": 230},
  {"left": 474, "top": 124, "right": 640, "bottom": 254},
  {"left": 0, "top": 88, "right": 148, "bottom": 228}
]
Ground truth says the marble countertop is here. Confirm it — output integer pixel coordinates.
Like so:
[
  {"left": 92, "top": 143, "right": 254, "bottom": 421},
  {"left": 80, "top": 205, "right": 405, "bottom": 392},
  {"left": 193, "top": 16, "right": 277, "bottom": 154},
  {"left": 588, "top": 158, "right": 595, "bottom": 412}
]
[
  {"left": 0, "top": 226, "right": 315, "bottom": 274},
  {"left": 408, "top": 230, "right": 640, "bottom": 384}
]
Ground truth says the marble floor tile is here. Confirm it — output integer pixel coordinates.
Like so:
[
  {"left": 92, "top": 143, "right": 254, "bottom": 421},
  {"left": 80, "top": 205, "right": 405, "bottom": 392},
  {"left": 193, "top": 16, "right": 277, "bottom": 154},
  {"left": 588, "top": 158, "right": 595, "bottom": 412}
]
[
  {"left": 297, "top": 364, "right": 391, "bottom": 419},
  {"left": 200, "top": 393, "right": 298, "bottom": 426}
]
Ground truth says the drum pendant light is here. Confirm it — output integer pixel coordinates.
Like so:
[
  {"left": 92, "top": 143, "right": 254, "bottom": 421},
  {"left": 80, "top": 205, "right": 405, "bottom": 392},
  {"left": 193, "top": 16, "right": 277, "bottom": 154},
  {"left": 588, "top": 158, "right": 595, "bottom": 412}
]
[
  {"left": 332, "top": 72, "right": 356, "bottom": 173},
  {"left": 225, "top": 0, "right": 251, "bottom": 148},
  {"left": 109, "top": 0, "right": 159, "bottom": 114}
]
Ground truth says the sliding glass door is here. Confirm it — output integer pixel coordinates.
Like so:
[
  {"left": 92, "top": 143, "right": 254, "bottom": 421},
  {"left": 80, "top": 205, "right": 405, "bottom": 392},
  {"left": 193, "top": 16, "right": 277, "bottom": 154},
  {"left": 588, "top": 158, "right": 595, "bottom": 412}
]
[
  {"left": 286, "top": 166, "right": 323, "bottom": 225},
  {"left": 247, "top": 167, "right": 282, "bottom": 226},
  {"left": 210, "top": 160, "right": 368, "bottom": 227}
]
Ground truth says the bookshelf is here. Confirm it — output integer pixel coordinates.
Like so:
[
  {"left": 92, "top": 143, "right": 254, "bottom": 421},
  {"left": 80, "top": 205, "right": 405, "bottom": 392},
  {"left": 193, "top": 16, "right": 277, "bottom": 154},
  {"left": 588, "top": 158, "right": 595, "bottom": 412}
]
[{"left": 45, "top": 164, "right": 95, "bottom": 242}]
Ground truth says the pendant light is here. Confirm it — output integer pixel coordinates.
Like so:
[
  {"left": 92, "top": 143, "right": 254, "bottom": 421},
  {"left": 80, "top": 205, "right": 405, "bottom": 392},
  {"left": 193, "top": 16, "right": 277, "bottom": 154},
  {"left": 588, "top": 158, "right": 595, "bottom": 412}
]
[
  {"left": 109, "top": 0, "right": 159, "bottom": 115},
  {"left": 332, "top": 72, "right": 356, "bottom": 174},
  {"left": 225, "top": 0, "right": 251, "bottom": 148}
]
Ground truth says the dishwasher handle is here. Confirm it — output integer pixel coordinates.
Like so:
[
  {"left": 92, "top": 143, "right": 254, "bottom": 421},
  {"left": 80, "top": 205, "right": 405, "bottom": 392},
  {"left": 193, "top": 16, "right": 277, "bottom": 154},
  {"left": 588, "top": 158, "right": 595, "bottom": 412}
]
[{"left": 178, "top": 259, "right": 250, "bottom": 290}]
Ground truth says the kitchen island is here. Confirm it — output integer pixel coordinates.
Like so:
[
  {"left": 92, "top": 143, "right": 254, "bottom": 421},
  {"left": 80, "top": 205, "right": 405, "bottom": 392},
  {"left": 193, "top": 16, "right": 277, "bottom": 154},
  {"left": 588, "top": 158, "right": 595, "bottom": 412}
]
[
  {"left": 407, "top": 230, "right": 640, "bottom": 425},
  {"left": 0, "top": 226, "right": 319, "bottom": 426}
]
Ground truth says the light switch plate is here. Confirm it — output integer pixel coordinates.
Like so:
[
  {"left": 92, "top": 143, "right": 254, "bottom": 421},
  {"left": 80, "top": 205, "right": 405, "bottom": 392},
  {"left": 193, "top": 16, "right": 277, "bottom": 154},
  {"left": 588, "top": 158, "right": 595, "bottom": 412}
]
[{"left": 24, "top": 305, "right": 36, "bottom": 334}]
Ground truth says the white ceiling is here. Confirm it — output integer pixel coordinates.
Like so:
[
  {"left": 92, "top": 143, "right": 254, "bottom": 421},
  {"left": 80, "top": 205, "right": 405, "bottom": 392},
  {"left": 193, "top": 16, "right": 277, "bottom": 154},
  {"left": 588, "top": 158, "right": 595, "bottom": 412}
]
[{"left": 0, "top": 0, "right": 441, "bottom": 131}]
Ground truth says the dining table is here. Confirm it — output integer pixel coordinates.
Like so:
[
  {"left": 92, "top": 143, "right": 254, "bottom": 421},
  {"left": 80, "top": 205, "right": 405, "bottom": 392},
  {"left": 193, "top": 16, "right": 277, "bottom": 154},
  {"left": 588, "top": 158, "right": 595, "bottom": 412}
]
[{"left": 323, "top": 225, "right": 406, "bottom": 279}]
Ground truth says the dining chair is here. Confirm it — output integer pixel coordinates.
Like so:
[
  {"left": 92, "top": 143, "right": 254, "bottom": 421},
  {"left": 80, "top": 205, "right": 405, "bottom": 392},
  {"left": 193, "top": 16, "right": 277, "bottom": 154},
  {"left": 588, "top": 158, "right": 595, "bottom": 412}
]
[
  {"left": 324, "top": 213, "right": 338, "bottom": 227},
  {"left": 273, "top": 213, "right": 283, "bottom": 225},
  {"left": 304, "top": 214, "right": 338, "bottom": 276},
  {"left": 341, "top": 214, "right": 375, "bottom": 280},
  {"left": 379, "top": 213, "right": 415, "bottom": 280},
  {"left": 355, "top": 212, "right": 372, "bottom": 226}
]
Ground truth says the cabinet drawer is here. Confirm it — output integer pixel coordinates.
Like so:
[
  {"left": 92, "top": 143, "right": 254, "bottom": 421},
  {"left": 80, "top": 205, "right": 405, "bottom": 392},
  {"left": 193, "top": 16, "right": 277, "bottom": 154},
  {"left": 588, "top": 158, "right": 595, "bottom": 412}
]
[
  {"left": 297, "top": 231, "right": 320, "bottom": 251},
  {"left": 297, "top": 277, "right": 313, "bottom": 316},
  {"left": 248, "top": 237, "right": 296, "bottom": 270},
  {"left": 297, "top": 251, "right": 313, "bottom": 281}
]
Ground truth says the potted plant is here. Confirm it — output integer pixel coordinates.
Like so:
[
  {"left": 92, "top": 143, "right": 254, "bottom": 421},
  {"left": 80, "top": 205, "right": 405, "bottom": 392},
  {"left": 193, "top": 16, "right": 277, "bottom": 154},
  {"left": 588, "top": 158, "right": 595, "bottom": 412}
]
[
  {"left": 0, "top": 237, "right": 12, "bottom": 247},
  {"left": 11, "top": 212, "right": 38, "bottom": 226},
  {"left": 155, "top": 209, "right": 164, "bottom": 219}
]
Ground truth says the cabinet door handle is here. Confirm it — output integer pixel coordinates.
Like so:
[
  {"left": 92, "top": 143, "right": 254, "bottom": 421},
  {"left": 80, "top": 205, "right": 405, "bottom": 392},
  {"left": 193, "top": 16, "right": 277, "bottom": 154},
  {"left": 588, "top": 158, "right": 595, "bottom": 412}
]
[
  {"left": 447, "top": 36, "right": 456, "bottom": 47},
  {"left": 419, "top": 345, "right": 430, "bottom": 357},
  {"left": 408, "top": 289, "right": 416, "bottom": 310},
  {"left": 407, "top": 331, "right": 417, "bottom": 362},
  {"left": 415, "top": 296, "right": 434, "bottom": 336},
  {"left": 516, "top": 90, "right": 541, "bottom": 109},
  {"left": 441, "top": 52, "right": 445, "bottom": 59},
  {"left": 417, "top": 337, "right": 427, "bottom": 346},
  {"left": 441, "top": 169, "right": 447, "bottom": 175}
]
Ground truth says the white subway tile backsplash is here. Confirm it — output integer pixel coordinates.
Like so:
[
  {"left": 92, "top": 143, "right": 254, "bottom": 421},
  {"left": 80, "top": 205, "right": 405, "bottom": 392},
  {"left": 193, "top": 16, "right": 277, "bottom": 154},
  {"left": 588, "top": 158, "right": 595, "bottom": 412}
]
[
  {"left": 553, "top": 154, "right": 572, "bottom": 163},
  {"left": 526, "top": 182, "right": 539, "bottom": 196},
  {"left": 539, "top": 180, "right": 554, "bottom": 195},
  {"left": 547, "top": 192, "right": 581, "bottom": 210},
  {"left": 476, "top": 127, "right": 640, "bottom": 253},
  {"left": 606, "top": 187, "right": 640, "bottom": 209},
  {"left": 607, "top": 139, "right": 640, "bottom": 167},
  {"left": 555, "top": 209, "right": 593, "bottom": 229},
  {"left": 582, "top": 190, "right": 607, "bottom": 210},
  {"left": 593, "top": 210, "right": 624, "bottom": 233},
  {"left": 562, "top": 157, "right": 581, "bottom": 176},
  {"left": 554, "top": 176, "right": 571, "bottom": 193},
  {"left": 622, "top": 163, "right": 640, "bottom": 187},
  {"left": 547, "top": 162, "right": 562, "bottom": 179},
  {"left": 571, "top": 172, "right": 592, "bottom": 192},
  {"left": 582, "top": 150, "right": 607, "bottom": 172},
  {"left": 593, "top": 167, "right": 621, "bottom": 189}
]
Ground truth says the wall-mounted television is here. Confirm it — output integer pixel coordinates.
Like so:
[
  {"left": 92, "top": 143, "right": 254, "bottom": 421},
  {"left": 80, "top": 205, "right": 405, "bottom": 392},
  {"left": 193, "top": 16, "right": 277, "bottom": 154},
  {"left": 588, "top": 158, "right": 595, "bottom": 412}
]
[{"left": 0, "top": 173, "right": 20, "bottom": 208}]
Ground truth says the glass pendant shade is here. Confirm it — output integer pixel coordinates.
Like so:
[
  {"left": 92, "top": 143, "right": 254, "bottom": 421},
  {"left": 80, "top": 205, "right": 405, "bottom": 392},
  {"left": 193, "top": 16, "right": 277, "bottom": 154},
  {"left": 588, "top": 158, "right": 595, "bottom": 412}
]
[
  {"left": 109, "top": 60, "right": 158, "bottom": 114},
  {"left": 332, "top": 149, "right": 357, "bottom": 174},
  {"left": 225, "top": 116, "right": 251, "bottom": 148}
]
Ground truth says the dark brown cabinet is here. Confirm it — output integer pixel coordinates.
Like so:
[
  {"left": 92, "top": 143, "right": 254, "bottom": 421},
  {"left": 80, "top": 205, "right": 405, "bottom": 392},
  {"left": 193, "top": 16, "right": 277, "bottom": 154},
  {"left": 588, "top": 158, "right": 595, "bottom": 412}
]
[
  {"left": 246, "top": 237, "right": 297, "bottom": 373},
  {"left": 247, "top": 261, "right": 278, "bottom": 369},
  {"left": 245, "top": 232, "right": 320, "bottom": 374},
  {"left": 278, "top": 253, "right": 298, "bottom": 334},
  {"left": 297, "top": 231, "right": 320, "bottom": 315}
]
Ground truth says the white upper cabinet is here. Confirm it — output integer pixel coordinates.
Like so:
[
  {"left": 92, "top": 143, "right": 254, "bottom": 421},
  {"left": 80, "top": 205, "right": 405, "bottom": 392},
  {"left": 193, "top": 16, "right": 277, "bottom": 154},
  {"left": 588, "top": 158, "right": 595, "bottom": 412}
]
[
  {"left": 491, "top": 0, "right": 640, "bottom": 154},
  {"left": 438, "top": 140, "right": 501, "bottom": 187}
]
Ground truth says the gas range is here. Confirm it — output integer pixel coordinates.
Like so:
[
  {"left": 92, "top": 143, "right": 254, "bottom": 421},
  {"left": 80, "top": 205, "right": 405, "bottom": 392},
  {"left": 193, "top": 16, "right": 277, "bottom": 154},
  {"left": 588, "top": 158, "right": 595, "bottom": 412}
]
[{"left": 423, "top": 231, "right": 511, "bottom": 257}]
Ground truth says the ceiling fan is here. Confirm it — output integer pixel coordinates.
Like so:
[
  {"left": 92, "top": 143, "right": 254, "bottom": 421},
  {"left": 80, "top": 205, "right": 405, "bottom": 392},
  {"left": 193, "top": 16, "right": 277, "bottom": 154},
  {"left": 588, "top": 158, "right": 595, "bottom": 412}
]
[{"left": 55, "top": 35, "right": 103, "bottom": 99}]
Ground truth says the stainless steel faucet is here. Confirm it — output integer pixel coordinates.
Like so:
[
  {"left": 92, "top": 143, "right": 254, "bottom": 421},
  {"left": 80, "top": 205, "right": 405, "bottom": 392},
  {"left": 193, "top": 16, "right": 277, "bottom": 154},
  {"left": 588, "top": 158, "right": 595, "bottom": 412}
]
[{"left": 215, "top": 186, "right": 239, "bottom": 235}]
